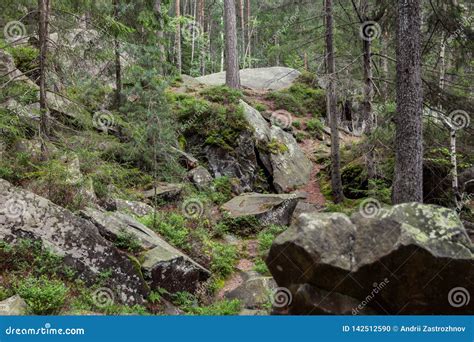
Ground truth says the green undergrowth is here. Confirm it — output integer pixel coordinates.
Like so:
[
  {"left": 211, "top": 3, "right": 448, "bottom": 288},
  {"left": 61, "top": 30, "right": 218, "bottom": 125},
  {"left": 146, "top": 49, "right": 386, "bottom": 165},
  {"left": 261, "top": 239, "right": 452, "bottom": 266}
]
[{"left": 254, "top": 225, "right": 286, "bottom": 275}]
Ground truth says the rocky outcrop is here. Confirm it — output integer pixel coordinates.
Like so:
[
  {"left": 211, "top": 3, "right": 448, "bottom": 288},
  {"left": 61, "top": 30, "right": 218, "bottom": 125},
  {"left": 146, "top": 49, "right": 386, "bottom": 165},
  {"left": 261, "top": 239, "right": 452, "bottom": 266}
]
[
  {"left": 0, "top": 179, "right": 148, "bottom": 305},
  {"left": 188, "top": 166, "right": 213, "bottom": 190},
  {"left": 225, "top": 272, "right": 276, "bottom": 309},
  {"left": 267, "top": 203, "right": 474, "bottom": 314},
  {"left": 80, "top": 208, "right": 159, "bottom": 250},
  {"left": 0, "top": 295, "right": 28, "bottom": 315},
  {"left": 108, "top": 198, "right": 154, "bottom": 218},
  {"left": 142, "top": 183, "right": 184, "bottom": 201},
  {"left": 205, "top": 131, "right": 258, "bottom": 193},
  {"left": 81, "top": 207, "right": 210, "bottom": 293},
  {"left": 221, "top": 193, "right": 305, "bottom": 227},
  {"left": 196, "top": 67, "right": 301, "bottom": 91},
  {"left": 141, "top": 245, "right": 211, "bottom": 293},
  {"left": 240, "top": 101, "right": 312, "bottom": 193}
]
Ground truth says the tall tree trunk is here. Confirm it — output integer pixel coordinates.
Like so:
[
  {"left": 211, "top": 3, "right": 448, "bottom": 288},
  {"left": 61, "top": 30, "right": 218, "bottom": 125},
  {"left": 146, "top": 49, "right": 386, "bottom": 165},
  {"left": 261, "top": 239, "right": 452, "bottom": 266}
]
[
  {"left": 113, "top": 0, "right": 122, "bottom": 108},
  {"left": 175, "top": 0, "right": 182, "bottom": 74},
  {"left": 199, "top": 0, "right": 206, "bottom": 75},
  {"left": 246, "top": 0, "right": 251, "bottom": 67},
  {"left": 360, "top": 0, "right": 376, "bottom": 187},
  {"left": 38, "top": 0, "right": 50, "bottom": 138},
  {"left": 392, "top": 0, "right": 423, "bottom": 204},
  {"left": 239, "top": 0, "right": 245, "bottom": 67},
  {"left": 325, "top": 0, "right": 344, "bottom": 203},
  {"left": 381, "top": 28, "right": 389, "bottom": 101},
  {"left": 224, "top": 0, "right": 241, "bottom": 89},
  {"left": 154, "top": 0, "right": 166, "bottom": 75}
]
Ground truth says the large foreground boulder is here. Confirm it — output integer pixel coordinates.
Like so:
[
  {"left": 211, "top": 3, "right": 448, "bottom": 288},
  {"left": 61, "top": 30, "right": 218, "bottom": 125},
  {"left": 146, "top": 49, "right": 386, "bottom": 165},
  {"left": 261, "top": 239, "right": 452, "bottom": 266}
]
[
  {"left": 0, "top": 179, "right": 148, "bottom": 305},
  {"left": 196, "top": 67, "right": 301, "bottom": 91},
  {"left": 267, "top": 203, "right": 474, "bottom": 314},
  {"left": 221, "top": 193, "right": 305, "bottom": 227}
]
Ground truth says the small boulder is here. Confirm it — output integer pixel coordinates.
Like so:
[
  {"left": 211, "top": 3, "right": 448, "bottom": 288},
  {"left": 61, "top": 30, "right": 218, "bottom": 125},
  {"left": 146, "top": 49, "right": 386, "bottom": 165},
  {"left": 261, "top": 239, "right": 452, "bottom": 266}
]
[
  {"left": 188, "top": 166, "right": 213, "bottom": 190},
  {"left": 221, "top": 193, "right": 305, "bottom": 227},
  {"left": 225, "top": 272, "right": 276, "bottom": 309},
  {"left": 142, "top": 183, "right": 184, "bottom": 201},
  {"left": 141, "top": 245, "right": 211, "bottom": 293},
  {"left": 0, "top": 295, "right": 28, "bottom": 315},
  {"left": 112, "top": 198, "right": 154, "bottom": 218}
]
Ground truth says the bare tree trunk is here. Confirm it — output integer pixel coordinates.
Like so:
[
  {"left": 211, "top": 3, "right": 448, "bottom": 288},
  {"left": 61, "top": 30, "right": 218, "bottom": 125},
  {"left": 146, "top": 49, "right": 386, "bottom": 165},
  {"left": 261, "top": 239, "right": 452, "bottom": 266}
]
[
  {"left": 360, "top": 0, "right": 376, "bottom": 187},
  {"left": 381, "top": 28, "right": 389, "bottom": 101},
  {"left": 191, "top": 0, "right": 197, "bottom": 64},
  {"left": 392, "top": 0, "right": 423, "bottom": 204},
  {"left": 175, "top": 0, "right": 182, "bottom": 74},
  {"left": 199, "top": 0, "right": 206, "bottom": 75},
  {"left": 239, "top": 0, "right": 245, "bottom": 67},
  {"left": 154, "top": 0, "right": 166, "bottom": 75},
  {"left": 113, "top": 0, "right": 122, "bottom": 108},
  {"left": 246, "top": 0, "right": 251, "bottom": 67},
  {"left": 325, "top": 0, "right": 344, "bottom": 203},
  {"left": 38, "top": 0, "right": 50, "bottom": 138},
  {"left": 224, "top": 0, "right": 241, "bottom": 89}
]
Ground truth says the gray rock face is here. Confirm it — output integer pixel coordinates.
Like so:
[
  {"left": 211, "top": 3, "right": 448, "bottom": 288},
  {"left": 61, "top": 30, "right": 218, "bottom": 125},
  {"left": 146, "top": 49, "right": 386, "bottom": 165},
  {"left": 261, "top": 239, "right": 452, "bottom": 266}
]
[
  {"left": 240, "top": 101, "right": 312, "bottom": 193},
  {"left": 0, "top": 179, "right": 148, "bottom": 305},
  {"left": 267, "top": 203, "right": 474, "bottom": 314},
  {"left": 0, "top": 295, "right": 28, "bottom": 315},
  {"left": 141, "top": 245, "right": 211, "bottom": 293},
  {"left": 291, "top": 283, "right": 378, "bottom": 315},
  {"left": 196, "top": 67, "right": 301, "bottom": 91},
  {"left": 142, "top": 183, "right": 184, "bottom": 201},
  {"left": 205, "top": 131, "right": 258, "bottom": 193},
  {"left": 221, "top": 193, "right": 305, "bottom": 226},
  {"left": 188, "top": 166, "right": 213, "bottom": 190},
  {"left": 81, "top": 207, "right": 210, "bottom": 293},
  {"left": 80, "top": 208, "right": 158, "bottom": 250},
  {"left": 225, "top": 272, "right": 276, "bottom": 309},
  {"left": 112, "top": 198, "right": 154, "bottom": 217}
]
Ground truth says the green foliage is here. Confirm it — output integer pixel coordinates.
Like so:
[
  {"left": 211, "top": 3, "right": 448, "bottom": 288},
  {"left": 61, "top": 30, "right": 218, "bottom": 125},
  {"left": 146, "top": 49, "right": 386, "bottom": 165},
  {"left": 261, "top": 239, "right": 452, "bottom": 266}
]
[
  {"left": 140, "top": 212, "right": 190, "bottom": 249},
  {"left": 206, "top": 176, "right": 234, "bottom": 205},
  {"left": 306, "top": 118, "right": 324, "bottom": 134},
  {"left": 0, "top": 81, "right": 38, "bottom": 105},
  {"left": 114, "top": 229, "right": 142, "bottom": 253},
  {"left": 266, "top": 138, "right": 289, "bottom": 154},
  {"left": 254, "top": 225, "right": 286, "bottom": 275},
  {"left": 173, "top": 292, "right": 241, "bottom": 315},
  {"left": 15, "top": 276, "right": 68, "bottom": 315},
  {"left": 219, "top": 215, "right": 262, "bottom": 236},
  {"left": 253, "top": 102, "right": 268, "bottom": 112},
  {"left": 266, "top": 91, "right": 305, "bottom": 116},
  {"left": 171, "top": 92, "right": 249, "bottom": 151},
  {"left": 5, "top": 45, "right": 39, "bottom": 74},
  {"left": 266, "top": 81, "right": 326, "bottom": 117},
  {"left": 200, "top": 85, "right": 243, "bottom": 105},
  {"left": 207, "top": 241, "right": 238, "bottom": 278},
  {"left": 0, "top": 108, "right": 28, "bottom": 145},
  {"left": 292, "top": 120, "right": 301, "bottom": 129}
]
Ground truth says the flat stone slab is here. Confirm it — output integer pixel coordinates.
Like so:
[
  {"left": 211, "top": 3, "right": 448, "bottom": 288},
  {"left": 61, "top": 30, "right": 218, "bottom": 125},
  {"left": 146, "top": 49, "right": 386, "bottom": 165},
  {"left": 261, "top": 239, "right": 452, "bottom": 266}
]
[{"left": 196, "top": 67, "right": 301, "bottom": 91}]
